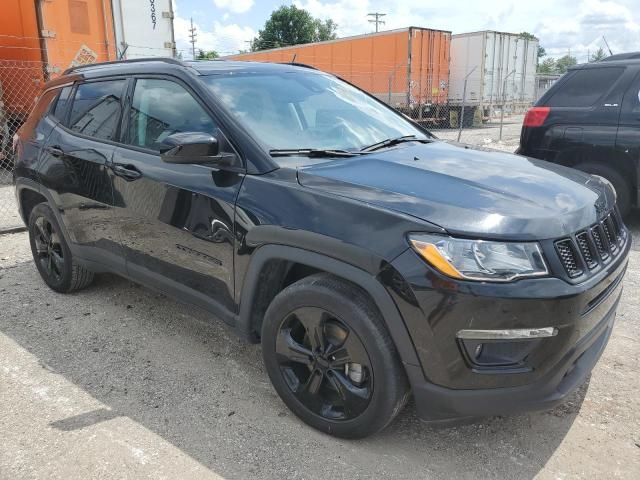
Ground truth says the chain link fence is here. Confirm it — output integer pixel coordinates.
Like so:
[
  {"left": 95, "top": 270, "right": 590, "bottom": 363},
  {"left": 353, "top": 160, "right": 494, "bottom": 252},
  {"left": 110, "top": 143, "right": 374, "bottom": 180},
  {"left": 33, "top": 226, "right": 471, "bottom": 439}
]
[
  {"left": 344, "top": 65, "right": 531, "bottom": 152},
  {"left": 1, "top": 60, "right": 52, "bottom": 232},
  {"left": 0, "top": 58, "right": 531, "bottom": 232}
]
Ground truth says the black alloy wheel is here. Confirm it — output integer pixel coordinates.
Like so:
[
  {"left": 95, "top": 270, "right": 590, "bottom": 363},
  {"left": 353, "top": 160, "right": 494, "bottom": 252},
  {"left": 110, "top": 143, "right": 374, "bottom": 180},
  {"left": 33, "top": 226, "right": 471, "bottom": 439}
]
[
  {"left": 275, "top": 306, "right": 373, "bottom": 421},
  {"left": 32, "top": 216, "right": 64, "bottom": 283},
  {"left": 262, "top": 273, "right": 409, "bottom": 438},
  {"left": 28, "top": 203, "right": 94, "bottom": 293}
]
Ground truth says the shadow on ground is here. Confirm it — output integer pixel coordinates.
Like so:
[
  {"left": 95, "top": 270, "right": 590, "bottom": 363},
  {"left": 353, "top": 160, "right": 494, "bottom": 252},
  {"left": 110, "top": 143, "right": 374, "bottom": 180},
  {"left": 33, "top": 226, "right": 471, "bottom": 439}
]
[{"left": 1, "top": 266, "right": 585, "bottom": 479}]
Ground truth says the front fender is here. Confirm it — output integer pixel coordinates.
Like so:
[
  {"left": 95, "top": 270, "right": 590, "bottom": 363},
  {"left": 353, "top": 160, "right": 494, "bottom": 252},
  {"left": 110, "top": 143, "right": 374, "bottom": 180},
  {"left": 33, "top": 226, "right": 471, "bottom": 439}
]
[{"left": 237, "top": 243, "right": 422, "bottom": 373}]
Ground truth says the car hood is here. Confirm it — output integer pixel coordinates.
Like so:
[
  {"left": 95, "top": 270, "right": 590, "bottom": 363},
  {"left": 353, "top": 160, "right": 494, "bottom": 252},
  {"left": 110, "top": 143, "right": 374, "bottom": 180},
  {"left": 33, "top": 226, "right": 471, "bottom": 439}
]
[{"left": 296, "top": 141, "right": 616, "bottom": 240}]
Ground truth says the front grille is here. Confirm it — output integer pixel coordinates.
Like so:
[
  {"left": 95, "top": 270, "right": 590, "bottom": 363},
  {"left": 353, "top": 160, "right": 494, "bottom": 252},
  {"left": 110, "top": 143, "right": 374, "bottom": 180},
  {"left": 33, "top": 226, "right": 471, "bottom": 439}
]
[
  {"left": 591, "top": 226, "right": 608, "bottom": 259},
  {"left": 555, "top": 239, "right": 582, "bottom": 277},
  {"left": 576, "top": 232, "right": 597, "bottom": 269},
  {"left": 554, "top": 210, "right": 626, "bottom": 279}
]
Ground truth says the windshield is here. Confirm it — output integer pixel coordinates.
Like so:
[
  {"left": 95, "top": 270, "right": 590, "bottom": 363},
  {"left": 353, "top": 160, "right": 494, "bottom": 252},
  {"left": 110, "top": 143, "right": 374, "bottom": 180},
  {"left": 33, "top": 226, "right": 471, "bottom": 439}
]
[{"left": 203, "top": 71, "right": 429, "bottom": 152}]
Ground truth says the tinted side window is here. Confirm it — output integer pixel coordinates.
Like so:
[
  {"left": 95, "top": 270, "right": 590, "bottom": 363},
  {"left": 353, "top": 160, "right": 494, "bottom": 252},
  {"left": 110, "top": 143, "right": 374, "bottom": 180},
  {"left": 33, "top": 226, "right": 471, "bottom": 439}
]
[
  {"left": 547, "top": 67, "right": 624, "bottom": 107},
  {"left": 624, "top": 76, "right": 640, "bottom": 115},
  {"left": 127, "top": 79, "right": 217, "bottom": 151},
  {"left": 68, "top": 80, "right": 126, "bottom": 140},
  {"left": 19, "top": 88, "right": 59, "bottom": 136},
  {"left": 52, "top": 86, "right": 73, "bottom": 122}
]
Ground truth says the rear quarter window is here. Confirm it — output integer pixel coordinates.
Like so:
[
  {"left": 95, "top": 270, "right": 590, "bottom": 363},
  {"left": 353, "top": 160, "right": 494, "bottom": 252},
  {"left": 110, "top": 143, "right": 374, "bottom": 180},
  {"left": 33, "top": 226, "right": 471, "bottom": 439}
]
[
  {"left": 17, "top": 88, "right": 59, "bottom": 137},
  {"left": 51, "top": 86, "right": 73, "bottom": 122},
  {"left": 546, "top": 67, "right": 624, "bottom": 107}
]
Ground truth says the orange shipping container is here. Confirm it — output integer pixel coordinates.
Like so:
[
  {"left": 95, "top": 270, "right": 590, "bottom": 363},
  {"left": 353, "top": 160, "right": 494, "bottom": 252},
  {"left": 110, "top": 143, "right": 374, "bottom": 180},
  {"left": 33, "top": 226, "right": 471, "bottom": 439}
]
[
  {"left": 227, "top": 27, "right": 451, "bottom": 108},
  {"left": 0, "top": 0, "right": 116, "bottom": 120}
]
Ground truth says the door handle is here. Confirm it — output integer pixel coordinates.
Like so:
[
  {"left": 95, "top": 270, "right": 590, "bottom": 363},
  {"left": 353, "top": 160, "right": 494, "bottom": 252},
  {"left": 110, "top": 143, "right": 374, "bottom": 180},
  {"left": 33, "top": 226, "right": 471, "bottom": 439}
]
[
  {"left": 46, "top": 145, "right": 64, "bottom": 157},
  {"left": 111, "top": 163, "right": 142, "bottom": 181}
]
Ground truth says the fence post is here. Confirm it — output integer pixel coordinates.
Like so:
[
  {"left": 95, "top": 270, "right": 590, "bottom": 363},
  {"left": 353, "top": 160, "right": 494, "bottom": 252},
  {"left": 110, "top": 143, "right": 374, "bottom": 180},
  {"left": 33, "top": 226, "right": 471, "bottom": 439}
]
[
  {"left": 457, "top": 66, "right": 477, "bottom": 142},
  {"left": 499, "top": 69, "right": 516, "bottom": 141}
]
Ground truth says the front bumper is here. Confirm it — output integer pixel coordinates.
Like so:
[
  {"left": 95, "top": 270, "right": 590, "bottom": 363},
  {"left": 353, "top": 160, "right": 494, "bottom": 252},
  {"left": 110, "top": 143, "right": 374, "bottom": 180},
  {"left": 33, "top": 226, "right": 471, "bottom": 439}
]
[
  {"left": 407, "top": 293, "right": 617, "bottom": 420},
  {"left": 385, "top": 231, "right": 630, "bottom": 420}
]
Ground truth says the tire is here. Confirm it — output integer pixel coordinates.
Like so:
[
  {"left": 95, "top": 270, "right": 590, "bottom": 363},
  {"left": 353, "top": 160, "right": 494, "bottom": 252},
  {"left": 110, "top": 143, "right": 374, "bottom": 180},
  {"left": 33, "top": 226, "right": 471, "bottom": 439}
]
[
  {"left": 261, "top": 273, "right": 409, "bottom": 439},
  {"left": 574, "top": 163, "right": 633, "bottom": 218},
  {"left": 28, "top": 203, "right": 94, "bottom": 293}
]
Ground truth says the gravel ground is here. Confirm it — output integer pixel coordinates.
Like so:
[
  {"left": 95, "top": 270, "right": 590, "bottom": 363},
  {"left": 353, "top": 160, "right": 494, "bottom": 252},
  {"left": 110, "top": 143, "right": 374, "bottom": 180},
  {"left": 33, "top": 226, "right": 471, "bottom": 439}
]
[
  {"left": 434, "top": 114, "right": 525, "bottom": 152},
  {"left": 1, "top": 116, "right": 639, "bottom": 478},
  {"left": 0, "top": 184, "right": 22, "bottom": 232},
  {"left": 1, "top": 215, "right": 639, "bottom": 479}
]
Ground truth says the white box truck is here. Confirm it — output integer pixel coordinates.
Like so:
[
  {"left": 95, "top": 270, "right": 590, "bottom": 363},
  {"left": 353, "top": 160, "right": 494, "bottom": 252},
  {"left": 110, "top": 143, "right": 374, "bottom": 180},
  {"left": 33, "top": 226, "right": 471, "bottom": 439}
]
[
  {"left": 448, "top": 31, "right": 538, "bottom": 125},
  {"left": 111, "top": 0, "right": 176, "bottom": 59}
]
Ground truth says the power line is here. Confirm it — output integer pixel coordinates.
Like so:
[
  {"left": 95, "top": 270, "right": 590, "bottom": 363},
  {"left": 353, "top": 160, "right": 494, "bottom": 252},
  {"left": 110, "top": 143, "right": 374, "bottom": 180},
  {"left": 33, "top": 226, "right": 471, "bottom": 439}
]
[
  {"left": 188, "top": 18, "right": 197, "bottom": 60},
  {"left": 367, "top": 12, "right": 386, "bottom": 33}
]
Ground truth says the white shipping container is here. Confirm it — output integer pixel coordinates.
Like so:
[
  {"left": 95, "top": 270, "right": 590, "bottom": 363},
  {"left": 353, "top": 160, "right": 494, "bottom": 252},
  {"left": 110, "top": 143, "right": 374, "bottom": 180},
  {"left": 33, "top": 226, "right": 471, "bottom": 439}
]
[
  {"left": 448, "top": 31, "right": 538, "bottom": 113},
  {"left": 111, "top": 0, "right": 176, "bottom": 59}
]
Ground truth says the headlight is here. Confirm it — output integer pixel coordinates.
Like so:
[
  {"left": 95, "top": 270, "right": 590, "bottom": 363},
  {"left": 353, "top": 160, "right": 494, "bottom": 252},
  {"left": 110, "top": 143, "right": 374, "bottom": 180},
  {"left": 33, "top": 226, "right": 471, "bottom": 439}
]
[{"left": 409, "top": 234, "right": 548, "bottom": 282}]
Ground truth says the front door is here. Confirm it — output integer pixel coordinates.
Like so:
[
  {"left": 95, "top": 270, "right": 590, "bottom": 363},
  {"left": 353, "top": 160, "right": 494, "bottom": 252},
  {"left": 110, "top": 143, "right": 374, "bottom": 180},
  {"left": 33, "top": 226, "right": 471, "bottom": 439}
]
[{"left": 110, "top": 77, "right": 243, "bottom": 320}]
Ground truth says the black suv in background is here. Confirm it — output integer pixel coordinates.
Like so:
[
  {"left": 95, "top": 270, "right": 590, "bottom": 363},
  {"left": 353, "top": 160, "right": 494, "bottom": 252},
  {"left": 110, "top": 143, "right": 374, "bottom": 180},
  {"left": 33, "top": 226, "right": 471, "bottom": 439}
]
[
  {"left": 13, "top": 59, "right": 630, "bottom": 438},
  {"left": 519, "top": 52, "right": 640, "bottom": 217}
]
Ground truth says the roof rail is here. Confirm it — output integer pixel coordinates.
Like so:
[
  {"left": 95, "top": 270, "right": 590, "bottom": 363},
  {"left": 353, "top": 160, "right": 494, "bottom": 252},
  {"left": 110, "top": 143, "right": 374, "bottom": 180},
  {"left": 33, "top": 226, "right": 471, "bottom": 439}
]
[
  {"left": 62, "top": 57, "right": 186, "bottom": 75},
  {"left": 599, "top": 52, "right": 640, "bottom": 62}
]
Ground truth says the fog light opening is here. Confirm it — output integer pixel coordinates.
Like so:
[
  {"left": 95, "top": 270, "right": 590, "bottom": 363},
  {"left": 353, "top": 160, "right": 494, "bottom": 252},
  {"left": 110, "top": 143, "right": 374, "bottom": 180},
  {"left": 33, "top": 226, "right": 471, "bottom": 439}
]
[{"left": 474, "top": 343, "right": 484, "bottom": 359}]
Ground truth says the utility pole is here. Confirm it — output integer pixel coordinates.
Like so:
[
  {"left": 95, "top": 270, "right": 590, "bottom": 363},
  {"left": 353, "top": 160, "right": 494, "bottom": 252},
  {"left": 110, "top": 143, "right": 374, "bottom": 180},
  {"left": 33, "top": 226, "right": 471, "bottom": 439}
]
[
  {"left": 367, "top": 13, "right": 386, "bottom": 33},
  {"left": 188, "top": 18, "right": 197, "bottom": 60}
]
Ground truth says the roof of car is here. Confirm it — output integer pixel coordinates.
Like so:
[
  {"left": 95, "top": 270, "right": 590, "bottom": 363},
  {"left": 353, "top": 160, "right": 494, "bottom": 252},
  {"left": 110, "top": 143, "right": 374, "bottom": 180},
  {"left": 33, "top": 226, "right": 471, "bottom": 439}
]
[
  {"left": 598, "top": 52, "right": 640, "bottom": 62},
  {"left": 569, "top": 52, "right": 640, "bottom": 70},
  {"left": 62, "top": 57, "right": 319, "bottom": 77}
]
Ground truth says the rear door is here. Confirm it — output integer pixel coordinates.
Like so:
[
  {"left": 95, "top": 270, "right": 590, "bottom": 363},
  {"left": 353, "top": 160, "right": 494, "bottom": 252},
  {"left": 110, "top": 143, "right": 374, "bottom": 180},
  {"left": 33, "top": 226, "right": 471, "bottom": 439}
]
[
  {"left": 615, "top": 68, "right": 640, "bottom": 206},
  {"left": 521, "top": 66, "right": 629, "bottom": 160},
  {"left": 110, "top": 76, "right": 244, "bottom": 320},
  {"left": 13, "top": 86, "right": 64, "bottom": 183},
  {"left": 39, "top": 78, "right": 128, "bottom": 271}
]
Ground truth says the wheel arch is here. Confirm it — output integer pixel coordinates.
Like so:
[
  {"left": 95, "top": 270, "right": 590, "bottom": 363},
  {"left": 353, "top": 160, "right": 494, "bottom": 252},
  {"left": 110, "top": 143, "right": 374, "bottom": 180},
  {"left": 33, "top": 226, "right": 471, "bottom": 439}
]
[
  {"left": 16, "top": 182, "right": 48, "bottom": 224},
  {"left": 15, "top": 178, "right": 75, "bottom": 244},
  {"left": 557, "top": 146, "right": 638, "bottom": 198},
  {"left": 237, "top": 244, "right": 421, "bottom": 370}
]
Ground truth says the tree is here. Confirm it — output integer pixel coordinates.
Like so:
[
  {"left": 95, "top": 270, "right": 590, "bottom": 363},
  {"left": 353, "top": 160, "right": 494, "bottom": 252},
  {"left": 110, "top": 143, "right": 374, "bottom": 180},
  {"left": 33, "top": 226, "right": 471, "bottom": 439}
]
[
  {"left": 537, "top": 57, "right": 556, "bottom": 74},
  {"left": 196, "top": 49, "right": 219, "bottom": 60},
  {"left": 590, "top": 47, "right": 607, "bottom": 62},
  {"left": 556, "top": 54, "right": 577, "bottom": 73},
  {"left": 520, "top": 32, "right": 546, "bottom": 64},
  {"left": 252, "top": 5, "right": 337, "bottom": 51},
  {"left": 537, "top": 45, "right": 546, "bottom": 60}
]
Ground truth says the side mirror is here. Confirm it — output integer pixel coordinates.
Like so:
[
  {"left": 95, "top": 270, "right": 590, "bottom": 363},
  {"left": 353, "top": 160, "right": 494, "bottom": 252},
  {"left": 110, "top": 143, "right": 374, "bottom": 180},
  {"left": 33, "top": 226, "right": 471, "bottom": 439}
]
[{"left": 160, "top": 132, "right": 236, "bottom": 167}]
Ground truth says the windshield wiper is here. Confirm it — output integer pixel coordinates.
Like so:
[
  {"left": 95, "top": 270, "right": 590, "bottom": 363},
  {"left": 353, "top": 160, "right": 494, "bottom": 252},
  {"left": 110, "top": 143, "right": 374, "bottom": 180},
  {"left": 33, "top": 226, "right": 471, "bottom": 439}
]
[
  {"left": 269, "top": 148, "right": 362, "bottom": 158},
  {"left": 360, "top": 135, "right": 431, "bottom": 152}
]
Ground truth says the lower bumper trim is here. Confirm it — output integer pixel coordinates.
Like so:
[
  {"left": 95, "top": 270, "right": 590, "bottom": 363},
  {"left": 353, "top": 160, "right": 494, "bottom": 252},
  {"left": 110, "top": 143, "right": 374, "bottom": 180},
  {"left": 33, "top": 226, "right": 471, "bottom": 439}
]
[{"left": 409, "top": 304, "right": 616, "bottom": 421}]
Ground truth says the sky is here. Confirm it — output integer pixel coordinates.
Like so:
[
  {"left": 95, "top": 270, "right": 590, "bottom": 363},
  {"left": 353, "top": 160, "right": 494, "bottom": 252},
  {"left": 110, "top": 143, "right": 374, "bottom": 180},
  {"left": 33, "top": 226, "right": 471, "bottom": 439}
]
[{"left": 172, "top": 0, "right": 640, "bottom": 61}]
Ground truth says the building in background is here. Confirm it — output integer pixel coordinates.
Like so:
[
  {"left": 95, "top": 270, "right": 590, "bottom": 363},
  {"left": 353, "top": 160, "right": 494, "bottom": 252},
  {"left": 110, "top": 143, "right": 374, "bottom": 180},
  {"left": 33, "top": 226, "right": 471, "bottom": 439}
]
[
  {"left": 535, "top": 73, "right": 562, "bottom": 100},
  {"left": 111, "top": 0, "right": 176, "bottom": 59}
]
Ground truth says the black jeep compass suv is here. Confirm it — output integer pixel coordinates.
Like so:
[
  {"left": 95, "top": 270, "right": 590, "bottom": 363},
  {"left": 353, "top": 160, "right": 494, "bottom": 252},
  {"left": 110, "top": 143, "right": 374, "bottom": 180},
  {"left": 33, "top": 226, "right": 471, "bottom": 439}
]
[
  {"left": 519, "top": 52, "right": 640, "bottom": 217},
  {"left": 13, "top": 58, "right": 630, "bottom": 438}
]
